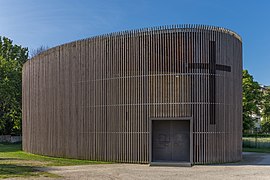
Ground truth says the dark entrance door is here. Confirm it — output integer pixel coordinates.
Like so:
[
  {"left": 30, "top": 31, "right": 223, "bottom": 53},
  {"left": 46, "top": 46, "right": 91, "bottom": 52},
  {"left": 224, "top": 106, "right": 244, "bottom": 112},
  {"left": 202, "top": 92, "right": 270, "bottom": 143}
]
[{"left": 152, "top": 120, "right": 190, "bottom": 162}]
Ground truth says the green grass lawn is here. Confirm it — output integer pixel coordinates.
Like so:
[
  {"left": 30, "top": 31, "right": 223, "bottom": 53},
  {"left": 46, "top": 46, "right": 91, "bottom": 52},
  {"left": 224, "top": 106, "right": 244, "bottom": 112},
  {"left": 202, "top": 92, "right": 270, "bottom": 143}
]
[
  {"left": 0, "top": 143, "right": 108, "bottom": 179},
  {"left": 243, "top": 137, "right": 270, "bottom": 149},
  {"left": 243, "top": 147, "right": 270, "bottom": 153},
  {"left": 243, "top": 137, "right": 270, "bottom": 153},
  {"left": 243, "top": 137, "right": 270, "bottom": 143}
]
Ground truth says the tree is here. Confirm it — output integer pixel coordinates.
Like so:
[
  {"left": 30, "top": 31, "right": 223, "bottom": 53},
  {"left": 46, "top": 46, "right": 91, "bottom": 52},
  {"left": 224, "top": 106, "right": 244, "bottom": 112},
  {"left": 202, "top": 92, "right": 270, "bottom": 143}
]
[
  {"left": 261, "top": 87, "right": 270, "bottom": 132},
  {"left": 242, "top": 70, "right": 263, "bottom": 131},
  {"left": 0, "top": 36, "right": 28, "bottom": 65},
  {"left": 0, "top": 36, "right": 28, "bottom": 135},
  {"left": 29, "top": 45, "right": 49, "bottom": 58}
]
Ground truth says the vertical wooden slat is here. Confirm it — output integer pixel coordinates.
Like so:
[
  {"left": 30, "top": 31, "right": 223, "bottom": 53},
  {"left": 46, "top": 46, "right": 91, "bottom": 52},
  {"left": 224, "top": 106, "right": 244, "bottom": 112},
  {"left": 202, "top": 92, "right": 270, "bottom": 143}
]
[{"left": 22, "top": 25, "right": 242, "bottom": 164}]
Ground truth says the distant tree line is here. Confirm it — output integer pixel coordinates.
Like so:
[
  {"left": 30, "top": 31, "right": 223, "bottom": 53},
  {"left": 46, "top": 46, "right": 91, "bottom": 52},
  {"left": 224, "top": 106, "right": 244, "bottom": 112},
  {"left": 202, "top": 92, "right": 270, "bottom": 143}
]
[{"left": 29, "top": 45, "right": 49, "bottom": 58}]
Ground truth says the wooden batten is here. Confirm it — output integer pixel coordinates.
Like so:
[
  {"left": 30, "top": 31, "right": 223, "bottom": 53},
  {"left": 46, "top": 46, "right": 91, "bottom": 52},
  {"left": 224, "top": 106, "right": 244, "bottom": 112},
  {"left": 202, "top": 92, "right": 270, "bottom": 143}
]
[{"left": 22, "top": 25, "right": 242, "bottom": 164}]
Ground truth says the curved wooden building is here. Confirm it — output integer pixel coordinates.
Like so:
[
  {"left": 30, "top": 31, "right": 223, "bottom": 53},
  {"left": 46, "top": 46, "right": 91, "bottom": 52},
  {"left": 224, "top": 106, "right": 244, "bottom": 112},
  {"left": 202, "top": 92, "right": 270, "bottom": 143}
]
[{"left": 22, "top": 25, "right": 242, "bottom": 165}]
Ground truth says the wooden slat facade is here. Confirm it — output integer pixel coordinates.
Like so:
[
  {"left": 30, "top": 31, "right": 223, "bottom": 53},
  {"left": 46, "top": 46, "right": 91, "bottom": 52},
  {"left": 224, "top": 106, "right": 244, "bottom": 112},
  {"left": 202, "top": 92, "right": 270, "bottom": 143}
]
[{"left": 22, "top": 24, "right": 242, "bottom": 164}]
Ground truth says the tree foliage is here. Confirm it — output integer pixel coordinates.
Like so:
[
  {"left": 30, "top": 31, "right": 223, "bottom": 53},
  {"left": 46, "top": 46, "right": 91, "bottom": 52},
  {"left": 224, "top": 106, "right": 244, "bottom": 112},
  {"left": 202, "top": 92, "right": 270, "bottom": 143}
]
[
  {"left": 30, "top": 45, "right": 49, "bottom": 58},
  {"left": 261, "top": 87, "right": 270, "bottom": 132},
  {"left": 242, "top": 70, "right": 263, "bottom": 131},
  {"left": 262, "top": 87, "right": 270, "bottom": 119},
  {"left": 0, "top": 36, "right": 28, "bottom": 135},
  {"left": 0, "top": 37, "right": 28, "bottom": 65}
]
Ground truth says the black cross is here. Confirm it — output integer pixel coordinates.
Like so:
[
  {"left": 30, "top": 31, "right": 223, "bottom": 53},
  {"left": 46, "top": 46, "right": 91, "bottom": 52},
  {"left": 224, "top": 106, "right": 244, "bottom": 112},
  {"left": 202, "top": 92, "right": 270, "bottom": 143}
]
[{"left": 189, "top": 41, "right": 231, "bottom": 124}]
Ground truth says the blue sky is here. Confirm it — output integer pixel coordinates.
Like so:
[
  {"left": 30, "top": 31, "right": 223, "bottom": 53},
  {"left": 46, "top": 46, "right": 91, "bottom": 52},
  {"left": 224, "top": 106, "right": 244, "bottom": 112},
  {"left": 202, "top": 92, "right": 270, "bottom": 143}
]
[{"left": 1, "top": 0, "right": 270, "bottom": 85}]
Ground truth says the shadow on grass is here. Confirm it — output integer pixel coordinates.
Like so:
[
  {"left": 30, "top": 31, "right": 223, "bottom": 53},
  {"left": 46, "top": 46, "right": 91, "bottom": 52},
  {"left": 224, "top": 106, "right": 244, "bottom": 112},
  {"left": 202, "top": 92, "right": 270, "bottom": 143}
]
[
  {"left": 0, "top": 157, "right": 20, "bottom": 160},
  {"left": 0, "top": 164, "right": 59, "bottom": 179},
  {"left": 0, "top": 143, "right": 21, "bottom": 152},
  {"left": 0, "top": 164, "right": 40, "bottom": 178}
]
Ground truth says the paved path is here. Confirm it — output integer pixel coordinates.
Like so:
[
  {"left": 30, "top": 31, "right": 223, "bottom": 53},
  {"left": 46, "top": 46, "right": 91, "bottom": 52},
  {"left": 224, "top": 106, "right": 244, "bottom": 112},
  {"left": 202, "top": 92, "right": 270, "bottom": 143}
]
[{"left": 9, "top": 152, "right": 270, "bottom": 180}]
